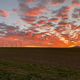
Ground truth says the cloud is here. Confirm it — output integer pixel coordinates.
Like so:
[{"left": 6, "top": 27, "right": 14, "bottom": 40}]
[
  {"left": 22, "top": 16, "right": 36, "bottom": 24},
  {"left": 12, "top": 8, "right": 19, "bottom": 13},
  {"left": 72, "top": 0, "right": 80, "bottom": 7},
  {"left": 24, "top": 7, "right": 47, "bottom": 17},
  {"left": 72, "top": 0, "right": 80, "bottom": 3},
  {"left": 51, "top": 0, "right": 65, "bottom": 3},
  {"left": 18, "top": 0, "right": 49, "bottom": 23},
  {"left": 0, "top": 10, "right": 10, "bottom": 18}
]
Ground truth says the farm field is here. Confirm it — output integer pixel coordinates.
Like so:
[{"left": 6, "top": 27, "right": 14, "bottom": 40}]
[{"left": 0, "top": 49, "right": 80, "bottom": 80}]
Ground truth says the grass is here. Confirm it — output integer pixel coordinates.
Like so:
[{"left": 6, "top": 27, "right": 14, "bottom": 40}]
[{"left": 0, "top": 61, "right": 80, "bottom": 80}]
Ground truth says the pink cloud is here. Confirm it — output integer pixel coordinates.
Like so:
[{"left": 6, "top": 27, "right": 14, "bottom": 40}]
[
  {"left": 72, "top": 0, "right": 80, "bottom": 7},
  {"left": 24, "top": 7, "right": 47, "bottom": 17},
  {"left": 0, "top": 10, "right": 10, "bottom": 18}
]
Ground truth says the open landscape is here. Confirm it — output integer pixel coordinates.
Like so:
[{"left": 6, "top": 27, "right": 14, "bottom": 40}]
[
  {"left": 0, "top": 0, "right": 80, "bottom": 79},
  {"left": 0, "top": 49, "right": 80, "bottom": 80}
]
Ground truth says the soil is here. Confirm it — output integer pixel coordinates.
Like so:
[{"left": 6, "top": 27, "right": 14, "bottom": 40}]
[{"left": 0, "top": 48, "right": 80, "bottom": 69}]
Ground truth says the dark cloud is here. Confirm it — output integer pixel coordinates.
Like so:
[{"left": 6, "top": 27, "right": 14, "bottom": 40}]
[
  {"left": 72, "top": 0, "right": 80, "bottom": 3},
  {"left": 51, "top": 0, "right": 65, "bottom": 3},
  {"left": 72, "top": 0, "right": 80, "bottom": 7}
]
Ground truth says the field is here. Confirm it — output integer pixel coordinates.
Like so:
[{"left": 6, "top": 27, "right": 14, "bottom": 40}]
[{"left": 0, "top": 48, "right": 80, "bottom": 80}]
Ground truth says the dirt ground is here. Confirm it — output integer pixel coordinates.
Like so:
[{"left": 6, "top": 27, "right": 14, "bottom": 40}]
[{"left": 0, "top": 48, "right": 80, "bottom": 69}]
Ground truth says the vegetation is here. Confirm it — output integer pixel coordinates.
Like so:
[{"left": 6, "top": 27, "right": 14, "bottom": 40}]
[{"left": 0, "top": 61, "right": 80, "bottom": 80}]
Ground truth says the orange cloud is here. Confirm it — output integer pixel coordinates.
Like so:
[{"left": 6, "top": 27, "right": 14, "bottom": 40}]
[
  {"left": 74, "top": 3, "right": 80, "bottom": 7},
  {"left": 25, "top": 7, "right": 47, "bottom": 17},
  {"left": 27, "top": 0, "right": 36, "bottom": 3},
  {"left": 51, "top": 3, "right": 62, "bottom": 7}
]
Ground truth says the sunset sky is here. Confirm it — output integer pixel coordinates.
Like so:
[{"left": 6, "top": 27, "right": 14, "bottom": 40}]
[
  {"left": 0, "top": 0, "right": 79, "bottom": 26},
  {"left": 0, "top": 0, "right": 80, "bottom": 47},
  {"left": 0, "top": 0, "right": 19, "bottom": 24},
  {"left": 0, "top": 0, "right": 72, "bottom": 26}
]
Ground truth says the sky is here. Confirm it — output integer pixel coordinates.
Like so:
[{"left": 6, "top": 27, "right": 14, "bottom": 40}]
[
  {"left": 0, "top": 0, "right": 80, "bottom": 47},
  {"left": 0, "top": 0, "right": 19, "bottom": 24},
  {"left": 0, "top": 0, "right": 70, "bottom": 25},
  {"left": 0, "top": 0, "right": 29, "bottom": 29},
  {"left": 0, "top": 0, "right": 80, "bottom": 27}
]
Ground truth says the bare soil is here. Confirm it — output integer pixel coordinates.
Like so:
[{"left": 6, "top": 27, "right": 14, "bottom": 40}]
[{"left": 0, "top": 48, "right": 80, "bottom": 69}]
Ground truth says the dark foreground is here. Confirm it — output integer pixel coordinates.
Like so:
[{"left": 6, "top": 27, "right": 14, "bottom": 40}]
[
  {"left": 0, "top": 48, "right": 80, "bottom": 80},
  {"left": 0, "top": 48, "right": 80, "bottom": 68},
  {"left": 0, "top": 61, "right": 80, "bottom": 80}
]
